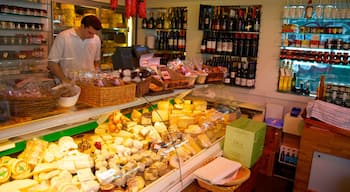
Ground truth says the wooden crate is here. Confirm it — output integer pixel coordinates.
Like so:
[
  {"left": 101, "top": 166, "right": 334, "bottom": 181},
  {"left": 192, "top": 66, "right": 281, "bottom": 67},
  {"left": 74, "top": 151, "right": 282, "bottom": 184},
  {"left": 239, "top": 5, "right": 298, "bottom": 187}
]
[{"left": 78, "top": 82, "right": 136, "bottom": 107}]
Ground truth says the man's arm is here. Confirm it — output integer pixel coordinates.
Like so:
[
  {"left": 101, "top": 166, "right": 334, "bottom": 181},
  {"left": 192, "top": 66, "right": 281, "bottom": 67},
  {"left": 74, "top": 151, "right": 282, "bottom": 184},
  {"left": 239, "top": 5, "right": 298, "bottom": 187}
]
[
  {"left": 94, "top": 60, "right": 101, "bottom": 72},
  {"left": 48, "top": 61, "right": 71, "bottom": 83}
]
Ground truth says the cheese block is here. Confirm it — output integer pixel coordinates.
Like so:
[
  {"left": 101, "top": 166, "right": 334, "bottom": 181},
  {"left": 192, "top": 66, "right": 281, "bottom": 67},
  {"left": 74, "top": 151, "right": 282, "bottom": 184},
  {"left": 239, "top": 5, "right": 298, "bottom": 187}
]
[
  {"left": 77, "top": 168, "right": 95, "bottom": 182},
  {"left": 177, "top": 116, "right": 195, "bottom": 129},
  {"left": 131, "top": 109, "right": 142, "bottom": 123},
  {"left": 58, "top": 183, "right": 80, "bottom": 192},
  {"left": 0, "top": 179, "right": 38, "bottom": 192},
  {"left": 141, "top": 112, "right": 152, "bottom": 125},
  {"left": 157, "top": 100, "right": 170, "bottom": 111},
  {"left": 0, "top": 164, "right": 11, "bottom": 184},
  {"left": 197, "top": 133, "right": 212, "bottom": 148},
  {"left": 0, "top": 156, "right": 12, "bottom": 164},
  {"left": 152, "top": 109, "right": 168, "bottom": 122},
  {"left": 32, "top": 163, "right": 58, "bottom": 175},
  {"left": 193, "top": 99, "right": 207, "bottom": 111},
  {"left": 80, "top": 180, "right": 100, "bottom": 192},
  {"left": 11, "top": 170, "right": 32, "bottom": 180},
  {"left": 8, "top": 159, "right": 30, "bottom": 176},
  {"left": 184, "top": 125, "right": 203, "bottom": 135}
]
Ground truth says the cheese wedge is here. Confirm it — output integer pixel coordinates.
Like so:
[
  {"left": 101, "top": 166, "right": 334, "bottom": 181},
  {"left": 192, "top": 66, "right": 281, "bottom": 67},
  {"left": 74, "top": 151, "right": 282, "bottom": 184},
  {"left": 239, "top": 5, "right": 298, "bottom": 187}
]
[{"left": 0, "top": 179, "right": 38, "bottom": 192}]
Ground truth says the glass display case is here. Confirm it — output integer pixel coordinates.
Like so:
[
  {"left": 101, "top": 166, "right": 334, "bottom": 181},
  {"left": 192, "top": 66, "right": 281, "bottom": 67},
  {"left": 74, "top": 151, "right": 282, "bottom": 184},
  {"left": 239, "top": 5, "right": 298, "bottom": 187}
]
[
  {"left": 278, "top": 0, "right": 350, "bottom": 103},
  {"left": 0, "top": 0, "right": 51, "bottom": 79},
  {"left": 52, "top": 0, "right": 130, "bottom": 71}
]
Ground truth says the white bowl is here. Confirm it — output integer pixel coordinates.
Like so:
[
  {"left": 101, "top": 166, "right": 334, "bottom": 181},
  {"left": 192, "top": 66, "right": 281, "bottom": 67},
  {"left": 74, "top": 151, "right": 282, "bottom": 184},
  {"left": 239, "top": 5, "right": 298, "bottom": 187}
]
[{"left": 58, "top": 85, "right": 81, "bottom": 108}]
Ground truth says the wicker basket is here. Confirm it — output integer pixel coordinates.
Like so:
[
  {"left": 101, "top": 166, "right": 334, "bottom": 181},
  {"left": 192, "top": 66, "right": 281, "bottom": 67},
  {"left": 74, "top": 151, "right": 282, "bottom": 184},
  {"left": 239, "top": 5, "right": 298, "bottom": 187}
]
[
  {"left": 196, "top": 73, "right": 208, "bottom": 84},
  {"left": 197, "top": 179, "right": 240, "bottom": 192},
  {"left": 78, "top": 82, "right": 136, "bottom": 107},
  {"left": 206, "top": 72, "right": 225, "bottom": 83},
  {"left": 135, "top": 77, "right": 151, "bottom": 97},
  {"left": 3, "top": 95, "right": 59, "bottom": 117}
]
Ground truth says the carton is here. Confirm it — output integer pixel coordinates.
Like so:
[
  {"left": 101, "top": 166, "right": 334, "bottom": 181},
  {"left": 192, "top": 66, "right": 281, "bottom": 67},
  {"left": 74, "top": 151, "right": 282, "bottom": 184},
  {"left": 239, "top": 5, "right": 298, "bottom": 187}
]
[{"left": 223, "top": 118, "right": 266, "bottom": 168}]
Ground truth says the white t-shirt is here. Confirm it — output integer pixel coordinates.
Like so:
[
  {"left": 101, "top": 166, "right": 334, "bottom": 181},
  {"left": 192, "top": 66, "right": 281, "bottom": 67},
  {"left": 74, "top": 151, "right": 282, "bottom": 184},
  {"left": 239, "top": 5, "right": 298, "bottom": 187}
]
[{"left": 48, "top": 28, "right": 101, "bottom": 78}]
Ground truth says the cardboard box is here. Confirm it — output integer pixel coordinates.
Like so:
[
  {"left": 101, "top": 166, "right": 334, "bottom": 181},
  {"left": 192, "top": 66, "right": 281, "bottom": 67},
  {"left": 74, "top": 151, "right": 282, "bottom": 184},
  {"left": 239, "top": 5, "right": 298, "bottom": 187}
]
[
  {"left": 223, "top": 118, "right": 267, "bottom": 168},
  {"left": 283, "top": 113, "right": 304, "bottom": 136}
]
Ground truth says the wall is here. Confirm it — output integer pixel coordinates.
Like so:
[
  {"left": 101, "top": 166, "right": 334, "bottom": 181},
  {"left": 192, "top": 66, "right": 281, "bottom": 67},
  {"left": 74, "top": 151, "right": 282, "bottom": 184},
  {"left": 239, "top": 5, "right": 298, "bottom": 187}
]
[{"left": 136, "top": 0, "right": 314, "bottom": 113}]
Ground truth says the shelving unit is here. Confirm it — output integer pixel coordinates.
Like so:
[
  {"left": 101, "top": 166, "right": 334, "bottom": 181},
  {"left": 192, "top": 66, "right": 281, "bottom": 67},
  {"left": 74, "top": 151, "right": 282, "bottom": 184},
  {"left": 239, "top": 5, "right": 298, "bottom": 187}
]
[
  {"left": 198, "top": 4, "right": 261, "bottom": 89},
  {"left": 278, "top": 3, "right": 350, "bottom": 100},
  {"left": 0, "top": 0, "right": 51, "bottom": 79},
  {"left": 52, "top": 1, "right": 128, "bottom": 71},
  {"left": 142, "top": 7, "right": 187, "bottom": 64}
]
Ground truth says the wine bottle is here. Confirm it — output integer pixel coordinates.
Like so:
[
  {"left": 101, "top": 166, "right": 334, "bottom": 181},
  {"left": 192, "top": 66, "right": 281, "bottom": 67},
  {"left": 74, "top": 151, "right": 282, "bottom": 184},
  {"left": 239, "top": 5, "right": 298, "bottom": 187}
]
[
  {"left": 216, "top": 32, "right": 223, "bottom": 54},
  {"left": 253, "top": 6, "right": 260, "bottom": 32},
  {"left": 224, "top": 57, "right": 231, "bottom": 85},
  {"left": 226, "top": 33, "right": 233, "bottom": 55},
  {"left": 305, "top": 0, "right": 314, "bottom": 19},
  {"left": 142, "top": 17, "right": 148, "bottom": 29},
  {"left": 235, "top": 62, "right": 242, "bottom": 86},
  {"left": 244, "top": 7, "right": 253, "bottom": 32},
  {"left": 163, "top": 11, "right": 171, "bottom": 29},
  {"left": 148, "top": 12, "right": 155, "bottom": 29},
  {"left": 156, "top": 12, "right": 162, "bottom": 29},
  {"left": 230, "top": 61, "right": 238, "bottom": 86},
  {"left": 227, "top": 9, "right": 236, "bottom": 31},
  {"left": 220, "top": 7, "right": 227, "bottom": 31},
  {"left": 168, "top": 31, "right": 174, "bottom": 50},
  {"left": 204, "top": 8, "right": 210, "bottom": 30},
  {"left": 291, "top": 72, "right": 297, "bottom": 93},
  {"left": 183, "top": 8, "right": 188, "bottom": 30}
]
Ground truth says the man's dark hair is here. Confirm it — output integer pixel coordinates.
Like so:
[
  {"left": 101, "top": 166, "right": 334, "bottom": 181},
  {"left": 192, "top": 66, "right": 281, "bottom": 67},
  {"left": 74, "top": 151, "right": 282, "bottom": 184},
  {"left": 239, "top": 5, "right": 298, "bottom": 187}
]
[{"left": 81, "top": 15, "right": 102, "bottom": 30}]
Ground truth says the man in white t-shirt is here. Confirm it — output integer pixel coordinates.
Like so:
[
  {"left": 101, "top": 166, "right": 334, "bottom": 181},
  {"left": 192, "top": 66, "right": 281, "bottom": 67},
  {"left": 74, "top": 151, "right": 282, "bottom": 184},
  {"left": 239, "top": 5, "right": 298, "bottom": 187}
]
[{"left": 48, "top": 15, "right": 102, "bottom": 84}]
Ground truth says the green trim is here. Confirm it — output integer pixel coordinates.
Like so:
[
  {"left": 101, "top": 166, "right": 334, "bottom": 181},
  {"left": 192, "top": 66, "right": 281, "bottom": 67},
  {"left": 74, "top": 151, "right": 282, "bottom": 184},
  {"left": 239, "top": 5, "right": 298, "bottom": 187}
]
[
  {"left": 0, "top": 141, "right": 26, "bottom": 157},
  {"left": 0, "top": 121, "right": 98, "bottom": 157},
  {"left": 41, "top": 121, "right": 98, "bottom": 142}
]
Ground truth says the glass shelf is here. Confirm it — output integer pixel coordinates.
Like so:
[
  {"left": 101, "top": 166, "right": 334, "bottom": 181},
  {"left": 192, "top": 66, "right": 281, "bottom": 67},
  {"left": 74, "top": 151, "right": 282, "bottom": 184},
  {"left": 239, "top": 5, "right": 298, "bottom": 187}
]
[
  {"left": 0, "top": 28, "right": 47, "bottom": 33},
  {"left": 281, "top": 31, "right": 350, "bottom": 36},
  {"left": 0, "top": 0, "right": 48, "bottom": 6},
  {"left": 282, "top": 18, "right": 350, "bottom": 22},
  {"left": 142, "top": 28, "right": 186, "bottom": 32},
  {"left": 201, "top": 30, "right": 259, "bottom": 34},
  {"left": 281, "top": 46, "right": 350, "bottom": 53},
  {"left": 0, "top": 12, "right": 48, "bottom": 19},
  {"left": 102, "top": 28, "right": 129, "bottom": 33}
]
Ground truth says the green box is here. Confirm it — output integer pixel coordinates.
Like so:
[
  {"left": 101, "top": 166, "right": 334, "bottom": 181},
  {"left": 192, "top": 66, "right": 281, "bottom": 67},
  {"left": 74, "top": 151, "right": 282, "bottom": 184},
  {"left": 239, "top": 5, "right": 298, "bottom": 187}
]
[{"left": 223, "top": 118, "right": 266, "bottom": 168}]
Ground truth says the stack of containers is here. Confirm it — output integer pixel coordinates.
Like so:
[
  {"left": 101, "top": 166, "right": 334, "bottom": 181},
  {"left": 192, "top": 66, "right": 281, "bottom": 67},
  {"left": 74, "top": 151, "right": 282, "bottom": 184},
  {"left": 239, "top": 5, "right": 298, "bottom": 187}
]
[{"left": 60, "top": 4, "right": 75, "bottom": 27}]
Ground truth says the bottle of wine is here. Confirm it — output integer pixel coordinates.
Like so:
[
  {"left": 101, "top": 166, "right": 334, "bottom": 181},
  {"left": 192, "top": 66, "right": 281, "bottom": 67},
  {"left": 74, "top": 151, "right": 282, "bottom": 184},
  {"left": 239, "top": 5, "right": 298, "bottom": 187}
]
[
  {"left": 305, "top": 0, "right": 314, "bottom": 19},
  {"left": 238, "top": 9, "right": 245, "bottom": 31},
  {"left": 204, "top": 8, "right": 210, "bottom": 30},
  {"left": 230, "top": 60, "right": 238, "bottom": 86},
  {"left": 244, "top": 7, "right": 253, "bottom": 32},
  {"left": 183, "top": 8, "right": 188, "bottom": 30},
  {"left": 291, "top": 72, "right": 297, "bottom": 93},
  {"left": 142, "top": 16, "right": 148, "bottom": 29},
  {"left": 168, "top": 31, "right": 174, "bottom": 50},
  {"left": 156, "top": 12, "right": 163, "bottom": 29},
  {"left": 226, "top": 33, "right": 233, "bottom": 55},
  {"left": 253, "top": 6, "right": 260, "bottom": 32},
  {"left": 227, "top": 8, "right": 236, "bottom": 31},
  {"left": 148, "top": 12, "right": 155, "bottom": 29},
  {"left": 220, "top": 7, "right": 227, "bottom": 31},
  {"left": 216, "top": 32, "right": 223, "bottom": 54},
  {"left": 224, "top": 57, "right": 231, "bottom": 85},
  {"left": 163, "top": 11, "right": 171, "bottom": 29}
]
